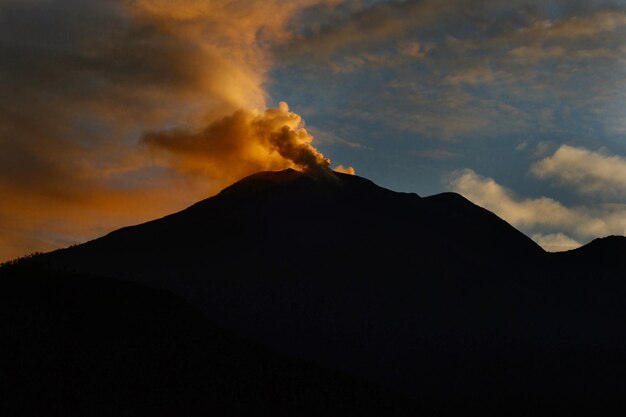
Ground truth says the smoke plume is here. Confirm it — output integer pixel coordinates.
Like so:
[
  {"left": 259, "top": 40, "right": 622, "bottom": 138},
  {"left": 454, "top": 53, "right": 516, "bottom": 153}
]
[
  {"left": 334, "top": 165, "right": 356, "bottom": 175},
  {"left": 0, "top": 0, "right": 354, "bottom": 261},
  {"left": 144, "top": 102, "right": 337, "bottom": 184}
]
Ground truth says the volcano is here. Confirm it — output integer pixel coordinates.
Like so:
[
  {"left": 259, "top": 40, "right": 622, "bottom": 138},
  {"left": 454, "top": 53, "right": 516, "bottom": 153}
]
[{"left": 4, "top": 169, "right": 626, "bottom": 416}]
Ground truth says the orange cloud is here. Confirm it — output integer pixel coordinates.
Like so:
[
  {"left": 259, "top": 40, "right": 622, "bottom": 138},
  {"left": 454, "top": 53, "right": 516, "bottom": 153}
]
[
  {"left": 143, "top": 102, "right": 334, "bottom": 185},
  {"left": 334, "top": 165, "right": 356, "bottom": 175},
  {"left": 0, "top": 0, "right": 353, "bottom": 261},
  {"left": 0, "top": 174, "right": 214, "bottom": 262}
]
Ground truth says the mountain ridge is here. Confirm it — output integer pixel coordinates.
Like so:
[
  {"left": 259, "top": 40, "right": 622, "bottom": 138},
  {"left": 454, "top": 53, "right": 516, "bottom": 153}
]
[
  {"left": 10, "top": 169, "right": 626, "bottom": 415},
  {"left": 50, "top": 169, "right": 544, "bottom": 258}
]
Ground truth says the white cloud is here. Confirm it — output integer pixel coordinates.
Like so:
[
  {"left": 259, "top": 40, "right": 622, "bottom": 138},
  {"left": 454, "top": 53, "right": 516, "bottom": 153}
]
[
  {"left": 448, "top": 169, "right": 626, "bottom": 250},
  {"left": 450, "top": 169, "right": 578, "bottom": 229},
  {"left": 531, "top": 145, "right": 626, "bottom": 197},
  {"left": 531, "top": 233, "right": 582, "bottom": 252}
]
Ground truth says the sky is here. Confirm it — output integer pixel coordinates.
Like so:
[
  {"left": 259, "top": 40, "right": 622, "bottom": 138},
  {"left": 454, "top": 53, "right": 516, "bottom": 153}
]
[{"left": 2, "top": 0, "right": 626, "bottom": 261}]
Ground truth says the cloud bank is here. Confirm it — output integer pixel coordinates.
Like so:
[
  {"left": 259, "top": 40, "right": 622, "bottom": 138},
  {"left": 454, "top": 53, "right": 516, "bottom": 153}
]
[{"left": 449, "top": 168, "right": 626, "bottom": 251}]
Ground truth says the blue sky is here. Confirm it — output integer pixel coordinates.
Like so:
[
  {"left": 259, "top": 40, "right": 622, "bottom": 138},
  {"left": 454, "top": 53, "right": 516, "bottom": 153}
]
[
  {"left": 1, "top": 0, "right": 626, "bottom": 259},
  {"left": 268, "top": 0, "right": 626, "bottom": 250}
]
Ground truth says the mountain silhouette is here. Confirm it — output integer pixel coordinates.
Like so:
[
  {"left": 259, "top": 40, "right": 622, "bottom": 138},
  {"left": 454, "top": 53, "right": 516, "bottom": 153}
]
[
  {"left": 4, "top": 169, "right": 626, "bottom": 415},
  {"left": 1, "top": 262, "right": 418, "bottom": 417}
]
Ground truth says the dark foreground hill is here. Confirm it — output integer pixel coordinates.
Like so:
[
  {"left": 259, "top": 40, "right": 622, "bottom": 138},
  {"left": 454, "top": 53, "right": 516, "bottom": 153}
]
[
  {"left": 5, "top": 169, "right": 626, "bottom": 415},
  {"left": 0, "top": 262, "right": 418, "bottom": 417}
]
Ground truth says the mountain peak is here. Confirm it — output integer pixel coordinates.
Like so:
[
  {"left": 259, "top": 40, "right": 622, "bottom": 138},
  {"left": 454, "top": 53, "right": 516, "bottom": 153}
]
[
  {"left": 230, "top": 168, "right": 304, "bottom": 185},
  {"left": 555, "top": 235, "right": 626, "bottom": 256},
  {"left": 216, "top": 168, "right": 392, "bottom": 200},
  {"left": 218, "top": 168, "right": 313, "bottom": 194},
  {"left": 21, "top": 169, "right": 626, "bottom": 416}
]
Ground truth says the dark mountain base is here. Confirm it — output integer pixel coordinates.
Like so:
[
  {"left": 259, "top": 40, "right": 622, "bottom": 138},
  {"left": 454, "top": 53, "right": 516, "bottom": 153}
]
[
  {"left": 0, "top": 262, "right": 418, "bottom": 417},
  {"left": 5, "top": 170, "right": 626, "bottom": 415}
]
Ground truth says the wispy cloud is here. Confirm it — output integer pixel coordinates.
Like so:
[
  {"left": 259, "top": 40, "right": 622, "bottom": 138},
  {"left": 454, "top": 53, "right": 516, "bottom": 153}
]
[
  {"left": 277, "top": 1, "right": 626, "bottom": 143},
  {"left": 521, "top": 10, "right": 626, "bottom": 39},
  {"left": 445, "top": 66, "right": 497, "bottom": 86}
]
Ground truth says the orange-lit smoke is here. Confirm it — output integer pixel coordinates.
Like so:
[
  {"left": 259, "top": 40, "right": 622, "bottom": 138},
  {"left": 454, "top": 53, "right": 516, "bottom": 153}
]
[
  {"left": 123, "top": 0, "right": 343, "bottom": 117},
  {"left": 131, "top": 0, "right": 352, "bottom": 184},
  {"left": 0, "top": 0, "right": 353, "bottom": 261},
  {"left": 144, "top": 102, "right": 337, "bottom": 185},
  {"left": 334, "top": 165, "right": 356, "bottom": 175}
]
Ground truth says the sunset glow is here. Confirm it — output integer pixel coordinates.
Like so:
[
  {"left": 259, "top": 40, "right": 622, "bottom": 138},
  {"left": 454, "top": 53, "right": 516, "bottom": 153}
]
[{"left": 2, "top": 0, "right": 626, "bottom": 259}]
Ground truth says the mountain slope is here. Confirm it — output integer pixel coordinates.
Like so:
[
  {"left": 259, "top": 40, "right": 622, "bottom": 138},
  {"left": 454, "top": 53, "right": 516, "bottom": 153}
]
[
  {"left": 47, "top": 169, "right": 543, "bottom": 278},
  {"left": 36, "top": 169, "right": 626, "bottom": 415}
]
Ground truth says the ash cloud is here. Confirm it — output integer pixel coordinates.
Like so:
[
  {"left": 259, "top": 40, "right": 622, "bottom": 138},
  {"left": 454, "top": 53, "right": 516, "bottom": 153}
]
[
  {"left": 0, "top": 0, "right": 351, "bottom": 261},
  {"left": 334, "top": 165, "right": 356, "bottom": 175},
  {"left": 143, "top": 102, "right": 334, "bottom": 184}
]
